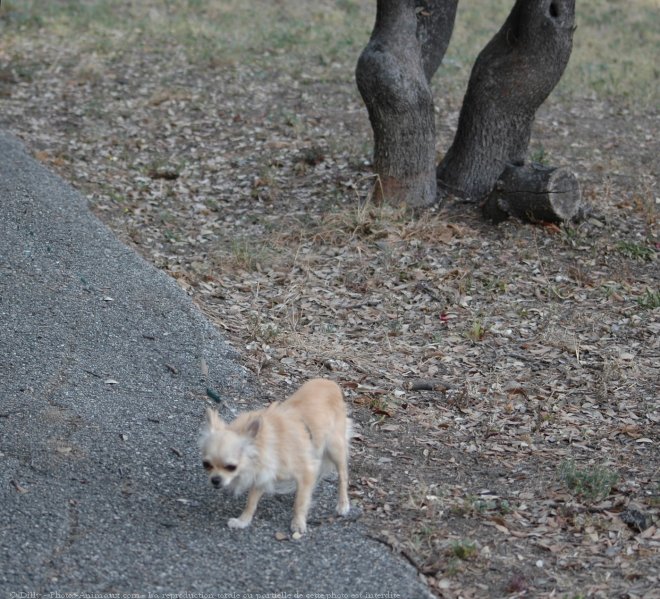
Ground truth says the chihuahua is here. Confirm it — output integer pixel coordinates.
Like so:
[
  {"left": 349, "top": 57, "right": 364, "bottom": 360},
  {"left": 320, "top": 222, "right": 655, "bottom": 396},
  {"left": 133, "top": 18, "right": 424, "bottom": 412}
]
[{"left": 200, "top": 378, "right": 351, "bottom": 534}]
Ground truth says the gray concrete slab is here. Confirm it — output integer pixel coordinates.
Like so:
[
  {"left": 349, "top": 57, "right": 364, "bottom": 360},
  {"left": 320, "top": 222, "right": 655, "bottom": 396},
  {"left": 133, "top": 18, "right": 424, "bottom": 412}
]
[{"left": 0, "top": 132, "right": 431, "bottom": 598}]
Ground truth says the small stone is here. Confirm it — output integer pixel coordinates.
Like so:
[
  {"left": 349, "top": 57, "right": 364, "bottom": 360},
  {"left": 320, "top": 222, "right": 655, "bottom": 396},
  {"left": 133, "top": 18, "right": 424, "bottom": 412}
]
[{"left": 620, "top": 509, "right": 651, "bottom": 532}]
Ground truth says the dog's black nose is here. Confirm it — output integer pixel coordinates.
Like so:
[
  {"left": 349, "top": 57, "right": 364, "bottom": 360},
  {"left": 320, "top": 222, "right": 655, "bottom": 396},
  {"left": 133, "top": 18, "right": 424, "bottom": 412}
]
[{"left": 211, "top": 476, "right": 222, "bottom": 488}]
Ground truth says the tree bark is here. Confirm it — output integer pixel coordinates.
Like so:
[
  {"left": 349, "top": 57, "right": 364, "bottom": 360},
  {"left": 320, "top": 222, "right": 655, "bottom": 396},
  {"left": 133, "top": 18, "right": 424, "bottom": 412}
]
[
  {"left": 437, "top": 0, "right": 576, "bottom": 201},
  {"left": 415, "top": 0, "right": 459, "bottom": 83},
  {"left": 482, "top": 163, "right": 581, "bottom": 223},
  {"left": 356, "top": 0, "right": 437, "bottom": 208}
]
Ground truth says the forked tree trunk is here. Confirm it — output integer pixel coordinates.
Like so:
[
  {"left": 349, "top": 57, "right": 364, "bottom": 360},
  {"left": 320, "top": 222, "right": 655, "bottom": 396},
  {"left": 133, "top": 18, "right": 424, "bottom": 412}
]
[
  {"left": 415, "top": 0, "right": 459, "bottom": 82},
  {"left": 357, "top": 0, "right": 579, "bottom": 223},
  {"left": 356, "top": 0, "right": 437, "bottom": 208},
  {"left": 437, "top": 0, "right": 576, "bottom": 201}
]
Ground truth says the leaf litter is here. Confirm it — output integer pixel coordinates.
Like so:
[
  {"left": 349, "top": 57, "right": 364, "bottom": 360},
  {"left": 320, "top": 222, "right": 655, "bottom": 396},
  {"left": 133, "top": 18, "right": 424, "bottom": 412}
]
[{"left": 0, "top": 2, "right": 658, "bottom": 596}]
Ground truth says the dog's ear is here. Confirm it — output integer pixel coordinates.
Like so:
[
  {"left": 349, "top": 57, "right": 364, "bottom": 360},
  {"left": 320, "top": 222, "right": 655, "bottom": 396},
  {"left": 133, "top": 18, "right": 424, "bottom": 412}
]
[
  {"left": 246, "top": 417, "right": 261, "bottom": 438},
  {"left": 206, "top": 407, "right": 225, "bottom": 431}
]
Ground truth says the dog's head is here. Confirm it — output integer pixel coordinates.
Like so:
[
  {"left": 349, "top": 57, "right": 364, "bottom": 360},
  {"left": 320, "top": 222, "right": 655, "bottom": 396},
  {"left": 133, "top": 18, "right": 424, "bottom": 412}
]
[{"left": 199, "top": 408, "right": 260, "bottom": 491}]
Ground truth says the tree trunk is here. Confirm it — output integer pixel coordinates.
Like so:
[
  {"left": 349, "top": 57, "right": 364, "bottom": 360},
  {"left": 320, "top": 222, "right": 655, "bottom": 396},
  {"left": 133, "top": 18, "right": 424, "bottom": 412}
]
[
  {"left": 415, "top": 0, "right": 459, "bottom": 83},
  {"left": 437, "top": 0, "right": 576, "bottom": 201},
  {"left": 482, "top": 163, "right": 582, "bottom": 223},
  {"left": 356, "top": 0, "right": 437, "bottom": 208}
]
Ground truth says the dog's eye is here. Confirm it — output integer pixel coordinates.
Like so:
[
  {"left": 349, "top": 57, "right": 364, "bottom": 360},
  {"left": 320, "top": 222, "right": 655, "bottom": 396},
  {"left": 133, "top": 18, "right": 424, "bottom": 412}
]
[
  {"left": 225, "top": 464, "right": 237, "bottom": 472},
  {"left": 202, "top": 460, "right": 212, "bottom": 471}
]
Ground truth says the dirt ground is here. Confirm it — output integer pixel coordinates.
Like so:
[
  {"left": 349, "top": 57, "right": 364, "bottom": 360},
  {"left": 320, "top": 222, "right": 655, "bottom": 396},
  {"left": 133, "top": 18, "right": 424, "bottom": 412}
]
[{"left": 1, "top": 2, "right": 658, "bottom": 597}]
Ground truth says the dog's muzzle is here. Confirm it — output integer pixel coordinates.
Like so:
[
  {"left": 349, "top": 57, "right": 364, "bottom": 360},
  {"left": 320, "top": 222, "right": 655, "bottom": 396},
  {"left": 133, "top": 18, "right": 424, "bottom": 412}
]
[{"left": 211, "top": 476, "right": 222, "bottom": 488}]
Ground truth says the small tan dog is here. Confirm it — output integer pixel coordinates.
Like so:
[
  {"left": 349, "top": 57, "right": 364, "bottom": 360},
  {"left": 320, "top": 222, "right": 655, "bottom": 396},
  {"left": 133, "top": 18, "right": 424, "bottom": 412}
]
[{"left": 200, "top": 378, "right": 351, "bottom": 534}]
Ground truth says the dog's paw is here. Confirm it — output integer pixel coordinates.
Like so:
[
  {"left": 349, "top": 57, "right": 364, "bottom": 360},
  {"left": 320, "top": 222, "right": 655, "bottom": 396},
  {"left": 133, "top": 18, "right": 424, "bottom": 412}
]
[
  {"left": 290, "top": 518, "right": 307, "bottom": 534},
  {"left": 227, "top": 517, "right": 251, "bottom": 529},
  {"left": 336, "top": 500, "right": 350, "bottom": 516}
]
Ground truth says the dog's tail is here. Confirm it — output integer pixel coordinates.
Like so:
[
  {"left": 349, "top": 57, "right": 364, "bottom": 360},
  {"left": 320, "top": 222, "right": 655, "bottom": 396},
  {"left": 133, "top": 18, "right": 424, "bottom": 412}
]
[{"left": 346, "top": 417, "right": 354, "bottom": 445}]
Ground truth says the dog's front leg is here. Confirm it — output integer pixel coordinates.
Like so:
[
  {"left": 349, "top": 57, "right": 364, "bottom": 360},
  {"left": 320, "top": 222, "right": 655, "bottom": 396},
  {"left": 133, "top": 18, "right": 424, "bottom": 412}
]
[{"left": 228, "top": 486, "right": 264, "bottom": 529}]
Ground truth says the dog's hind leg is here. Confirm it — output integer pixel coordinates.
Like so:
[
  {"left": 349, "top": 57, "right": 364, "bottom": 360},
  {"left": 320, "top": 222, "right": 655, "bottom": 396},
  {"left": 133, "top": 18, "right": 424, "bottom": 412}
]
[
  {"left": 291, "top": 467, "right": 317, "bottom": 533},
  {"left": 326, "top": 438, "right": 350, "bottom": 516}
]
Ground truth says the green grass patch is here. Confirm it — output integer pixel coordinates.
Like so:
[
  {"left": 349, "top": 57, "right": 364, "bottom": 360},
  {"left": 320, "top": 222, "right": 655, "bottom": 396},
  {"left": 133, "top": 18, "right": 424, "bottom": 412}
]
[
  {"left": 1, "top": 0, "right": 372, "bottom": 75},
  {"left": 470, "top": 496, "right": 512, "bottom": 515},
  {"left": 466, "top": 319, "right": 486, "bottom": 343},
  {"left": 229, "top": 238, "right": 270, "bottom": 272},
  {"left": 432, "top": 0, "right": 659, "bottom": 108},
  {"left": 559, "top": 459, "right": 618, "bottom": 503},
  {"left": 450, "top": 540, "right": 478, "bottom": 561},
  {"left": 616, "top": 240, "right": 656, "bottom": 261},
  {"left": 2, "top": 0, "right": 657, "bottom": 106},
  {"left": 637, "top": 289, "right": 660, "bottom": 310}
]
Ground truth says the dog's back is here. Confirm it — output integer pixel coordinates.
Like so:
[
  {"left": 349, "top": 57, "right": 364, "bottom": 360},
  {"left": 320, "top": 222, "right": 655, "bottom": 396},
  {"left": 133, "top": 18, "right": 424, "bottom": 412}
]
[{"left": 280, "top": 378, "right": 349, "bottom": 449}]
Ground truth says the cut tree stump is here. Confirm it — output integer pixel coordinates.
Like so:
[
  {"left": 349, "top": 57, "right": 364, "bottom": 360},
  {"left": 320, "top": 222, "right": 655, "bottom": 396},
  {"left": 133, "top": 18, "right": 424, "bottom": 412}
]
[{"left": 482, "top": 163, "right": 582, "bottom": 224}]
